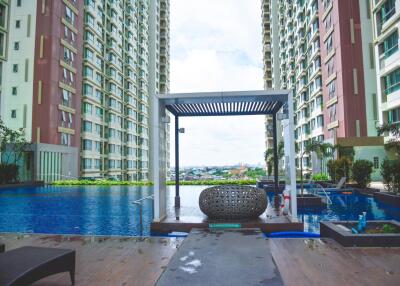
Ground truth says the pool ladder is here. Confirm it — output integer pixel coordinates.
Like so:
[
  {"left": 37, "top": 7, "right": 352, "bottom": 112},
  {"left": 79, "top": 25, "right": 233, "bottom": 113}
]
[
  {"left": 310, "top": 182, "right": 332, "bottom": 205},
  {"left": 132, "top": 195, "right": 154, "bottom": 236}
]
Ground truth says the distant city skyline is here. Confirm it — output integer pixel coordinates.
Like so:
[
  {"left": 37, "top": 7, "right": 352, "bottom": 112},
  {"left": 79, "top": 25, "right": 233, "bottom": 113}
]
[{"left": 169, "top": 0, "right": 266, "bottom": 167}]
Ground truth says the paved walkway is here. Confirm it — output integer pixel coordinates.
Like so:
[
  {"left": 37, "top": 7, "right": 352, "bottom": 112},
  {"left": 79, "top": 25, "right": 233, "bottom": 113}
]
[{"left": 156, "top": 229, "right": 283, "bottom": 286}]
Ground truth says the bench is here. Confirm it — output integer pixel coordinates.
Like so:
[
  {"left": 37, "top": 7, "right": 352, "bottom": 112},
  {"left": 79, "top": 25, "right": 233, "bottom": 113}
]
[{"left": 0, "top": 246, "right": 75, "bottom": 286}]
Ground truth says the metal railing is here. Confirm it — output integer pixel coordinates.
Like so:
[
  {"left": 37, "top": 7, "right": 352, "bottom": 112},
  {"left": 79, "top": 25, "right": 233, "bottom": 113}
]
[
  {"left": 132, "top": 195, "right": 154, "bottom": 236},
  {"left": 310, "top": 182, "right": 332, "bottom": 205}
]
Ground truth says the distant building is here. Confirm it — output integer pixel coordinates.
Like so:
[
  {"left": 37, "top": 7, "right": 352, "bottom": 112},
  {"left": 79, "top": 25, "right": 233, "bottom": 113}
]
[
  {"left": 371, "top": 0, "right": 400, "bottom": 155},
  {"left": 0, "top": 0, "right": 170, "bottom": 182},
  {"left": 262, "top": 0, "right": 386, "bottom": 179}
]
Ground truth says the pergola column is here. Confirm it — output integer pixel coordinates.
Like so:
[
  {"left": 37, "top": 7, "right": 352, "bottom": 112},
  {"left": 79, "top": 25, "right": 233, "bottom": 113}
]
[
  {"left": 175, "top": 116, "right": 180, "bottom": 208},
  {"left": 272, "top": 113, "right": 279, "bottom": 193}
]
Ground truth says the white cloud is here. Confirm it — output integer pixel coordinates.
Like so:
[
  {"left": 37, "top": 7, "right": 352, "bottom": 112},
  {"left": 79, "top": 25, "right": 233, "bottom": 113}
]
[{"left": 170, "top": 0, "right": 265, "bottom": 167}]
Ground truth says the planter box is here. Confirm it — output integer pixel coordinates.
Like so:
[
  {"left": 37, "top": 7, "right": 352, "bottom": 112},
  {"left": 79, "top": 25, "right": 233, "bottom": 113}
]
[
  {"left": 374, "top": 192, "right": 400, "bottom": 207},
  {"left": 320, "top": 220, "right": 400, "bottom": 247},
  {"left": 297, "top": 194, "right": 326, "bottom": 207}
]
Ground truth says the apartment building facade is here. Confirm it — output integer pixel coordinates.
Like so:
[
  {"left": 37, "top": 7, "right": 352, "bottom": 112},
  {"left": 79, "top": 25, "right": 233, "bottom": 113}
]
[
  {"left": 371, "top": 0, "right": 400, "bottom": 152},
  {"left": 0, "top": 0, "right": 170, "bottom": 182},
  {"left": 264, "top": 0, "right": 385, "bottom": 177}
]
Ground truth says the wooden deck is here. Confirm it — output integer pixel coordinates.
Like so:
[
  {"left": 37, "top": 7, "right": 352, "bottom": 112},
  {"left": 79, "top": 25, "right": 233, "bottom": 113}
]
[
  {"left": 0, "top": 233, "right": 183, "bottom": 286},
  {"left": 271, "top": 238, "right": 400, "bottom": 286},
  {"left": 151, "top": 202, "right": 303, "bottom": 234},
  {"left": 1, "top": 233, "right": 399, "bottom": 285}
]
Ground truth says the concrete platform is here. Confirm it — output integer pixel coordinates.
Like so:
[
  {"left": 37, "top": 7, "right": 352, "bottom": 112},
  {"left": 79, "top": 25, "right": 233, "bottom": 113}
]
[
  {"left": 151, "top": 201, "right": 303, "bottom": 234},
  {"left": 156, "top": 229, "right": 283, "bottom": 286}
]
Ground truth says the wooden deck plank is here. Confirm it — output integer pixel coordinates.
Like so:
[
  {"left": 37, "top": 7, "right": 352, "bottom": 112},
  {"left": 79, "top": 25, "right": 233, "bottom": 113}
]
[
  {"left": 270, "top": 238, "right": 400, "bottom": 286},
  {"left": 0, "top": 234, "right": 183, "bottom": 286}
]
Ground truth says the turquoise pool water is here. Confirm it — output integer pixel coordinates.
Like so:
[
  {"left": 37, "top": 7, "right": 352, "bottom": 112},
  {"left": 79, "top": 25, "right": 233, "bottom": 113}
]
[{"left": 0, "top": 186, "right": 398, "bottom": 235}]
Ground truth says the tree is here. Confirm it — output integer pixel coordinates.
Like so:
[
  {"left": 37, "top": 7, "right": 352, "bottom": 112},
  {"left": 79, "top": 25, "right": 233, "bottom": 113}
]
[
  {"left": 352, "top": 160, "right": 373, "bottom": 188},
  {"left": 264, "top": 141, "right": 285, "bottom": 179},
  {"left": 377, "top": 123, "right": 400, "bottom": 157},
  {"left": 0, "top": 120, "right": 30, "bottom": 183},
  {"left": 299, "top": 140, "right": 333, "bottom": 195}
]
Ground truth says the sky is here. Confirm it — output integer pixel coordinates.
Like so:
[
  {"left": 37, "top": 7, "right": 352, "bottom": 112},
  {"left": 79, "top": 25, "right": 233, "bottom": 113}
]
[{"left": 169, "top": 0, "right": 265, "bottom": 167}]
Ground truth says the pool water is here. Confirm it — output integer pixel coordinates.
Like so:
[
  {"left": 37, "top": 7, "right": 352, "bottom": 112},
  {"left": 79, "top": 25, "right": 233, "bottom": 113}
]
[
  {"left": 0, "top": 186, "right": 398, "bottom": 235},
  {"left": 297, "top": 192, "right": 400, "bottom": 233}
]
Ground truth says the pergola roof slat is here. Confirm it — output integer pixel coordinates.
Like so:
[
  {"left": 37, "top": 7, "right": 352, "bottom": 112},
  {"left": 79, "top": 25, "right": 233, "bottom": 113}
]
[{"left": 159, "top": 90, "right": 290, "bottom": 117}]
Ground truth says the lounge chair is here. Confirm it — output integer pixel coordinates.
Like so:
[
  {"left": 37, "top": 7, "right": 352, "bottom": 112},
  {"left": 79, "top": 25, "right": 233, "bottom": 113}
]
[
  {"left": 0, "top": 246, "right": 75, "bottom": 285},
  {"left": 326, "top": 177, "right": 346, "bottom": 189}
]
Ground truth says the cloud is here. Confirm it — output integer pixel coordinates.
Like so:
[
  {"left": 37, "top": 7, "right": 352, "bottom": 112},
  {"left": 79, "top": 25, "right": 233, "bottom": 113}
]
[{"left": 170, "top": 0, "right": 265, "bottom": 167}]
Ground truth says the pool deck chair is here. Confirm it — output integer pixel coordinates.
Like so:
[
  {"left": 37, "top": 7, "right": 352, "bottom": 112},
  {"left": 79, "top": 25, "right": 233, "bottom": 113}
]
[
  {"left": 0, "top": 246, "right": 75, "bottom": 286},
  {"left": 336, "top": 177, "right": 346, "bottom": 189},
  {"left": 326, "top": 177, "right": 346, "bottom": 189}
]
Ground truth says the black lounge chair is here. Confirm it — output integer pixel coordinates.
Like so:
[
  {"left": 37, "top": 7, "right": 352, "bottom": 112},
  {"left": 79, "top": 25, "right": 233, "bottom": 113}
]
[{"left": 0, "top": 246, "right": 75, "bottom": 286}]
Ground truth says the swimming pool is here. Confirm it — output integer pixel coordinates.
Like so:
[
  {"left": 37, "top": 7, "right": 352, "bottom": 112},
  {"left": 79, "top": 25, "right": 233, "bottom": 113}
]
[{"left": 0, "top": 186, "right": 398, "bottom": 235}]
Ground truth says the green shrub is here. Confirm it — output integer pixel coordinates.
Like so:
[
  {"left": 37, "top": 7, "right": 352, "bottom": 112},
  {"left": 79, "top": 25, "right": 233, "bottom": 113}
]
[
  {"left": 327, "top": 158, "right": 352, "bottom": 182},
  {"left": 312, "top": 173, "right": 329, "bottom": 181},
  {"left": 52, "top": 180, "right": 153, "bottom": 186},
  {"left": 0, "top": 163, "right": 19, "bottom": 184},
  {"left": 51, "top": 179, "right": 257, "bottom": 187},
  {"left": 381, "top": 158, "right": 400, "bottom": 194},
  {"left": 166, "top": 179, "right": 257, "bottom": 186},
  {"left": 351, "top": 160, "right": 373, "bottom": 188}
]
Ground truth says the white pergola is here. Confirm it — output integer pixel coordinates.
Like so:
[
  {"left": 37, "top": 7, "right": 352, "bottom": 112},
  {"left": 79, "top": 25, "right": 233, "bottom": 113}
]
[{"left": 151, "top": 90, "right": 298, "bottom": 222}]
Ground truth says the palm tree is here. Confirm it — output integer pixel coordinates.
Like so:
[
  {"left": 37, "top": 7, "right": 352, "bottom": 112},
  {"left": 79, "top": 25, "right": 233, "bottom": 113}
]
[
  {"left": 300, "top": 141, "right": 335, "bottom": 195},
  {"left": 377, "top": 123, "right": 400, "bottom": 157}
]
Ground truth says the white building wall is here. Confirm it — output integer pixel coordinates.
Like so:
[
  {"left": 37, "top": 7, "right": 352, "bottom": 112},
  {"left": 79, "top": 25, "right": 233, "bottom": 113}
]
[
  {"left": 360, "top": 0, "right": 379, "bottom": 136},
  {"left": 1, "top": 0, "right": 37, "bottom": 141}
]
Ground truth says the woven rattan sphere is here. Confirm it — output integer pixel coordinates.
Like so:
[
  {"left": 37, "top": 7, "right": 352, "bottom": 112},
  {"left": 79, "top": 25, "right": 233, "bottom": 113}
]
[{"left": 199, "top": 185, "right": 267, "bottom": 220}]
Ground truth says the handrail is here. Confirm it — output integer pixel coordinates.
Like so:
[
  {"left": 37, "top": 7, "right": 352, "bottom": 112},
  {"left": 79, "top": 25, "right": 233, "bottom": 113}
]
[
  {"left": 132, "top": 195, "right": 154, "bottom": 236},
  {"left": 310, "top": 181, "right": 332, "bottom": 205}
]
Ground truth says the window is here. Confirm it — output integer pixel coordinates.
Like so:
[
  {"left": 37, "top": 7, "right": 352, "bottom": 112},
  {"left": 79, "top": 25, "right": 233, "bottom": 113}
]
[
  {"left": 15, "top": 20, "right": 20, "bottom": 28},
  {"left": 382, "top": 31, "right": 398, "bottom": 58},
  {"left": 12, "top": 87, "right": 17, "bottom": 95},
  {"left": 373, "top": 157, "right": 379, "bottom": 169},
  {"left": 83, "top": 102, "right": 93, "bottom": 114},
  {"left": 384, "top": 68, "right": 400, "bottom": 95},
  {"left": 12, "top": 64, "right": 18, "bottom": 73},
  {"left": 328, "top": 104, "right": 337, "bottom": 122},
  {"left": 82, "top": 158, "right": 92, "bottom": 169},
  {"left": 327, "top": 58, "right": 335, "bottom": 77},
  {"left": 388, "top": 107, "right": 400, "bottom": 124},
  {"left": 61, "top": 133, "right": 71, "bottom": 146},
  {"left": 17, "top": 0, "right": 21, "bottom": 7},
  {"left": 62, "top": 89, "right": 71, "bottom": 107},
  {"left": 65, "top": 6, "right": 75, "bottom": 25},
  {"left": 82, "top": 139, "right": 92, "bottom": 151},
  {"left": 326, "top": 34, "right": 333, "bottom": 53},
  {"left": 14, "top": 42, "right": 19, "bottom": 50},
  {"left": 328, "top": 80, "right": 336, "bottom": 99},
  {"left": 82, "top": 120, "right": 92, "bottom": 132},
  {"left": 11, "top": 110, "right": 16, "bottom": 118}
]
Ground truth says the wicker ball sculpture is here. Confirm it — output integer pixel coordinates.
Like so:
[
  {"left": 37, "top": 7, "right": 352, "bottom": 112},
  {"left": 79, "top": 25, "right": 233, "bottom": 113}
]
[{"left": 199, "top": 185, "right": 267, "bottom": 220}]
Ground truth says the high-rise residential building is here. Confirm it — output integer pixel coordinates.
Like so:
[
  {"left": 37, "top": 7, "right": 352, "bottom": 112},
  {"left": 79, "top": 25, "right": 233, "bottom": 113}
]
[
  {"left": 371, "top": 0, "right": 400, "bottom": 151},
  {"left": 0, "top": 0, "right": 170, "bottom": 182},
  {"left": 262, "top": 0, "right": 274, "bottom": 160},
  {"left": 264, "top": 0, "right": 385, "bottom": 178}
]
